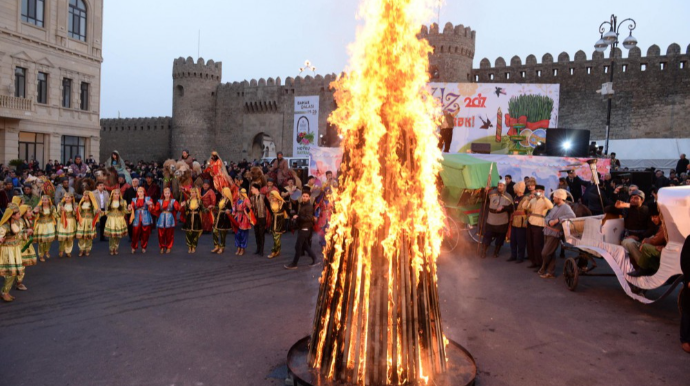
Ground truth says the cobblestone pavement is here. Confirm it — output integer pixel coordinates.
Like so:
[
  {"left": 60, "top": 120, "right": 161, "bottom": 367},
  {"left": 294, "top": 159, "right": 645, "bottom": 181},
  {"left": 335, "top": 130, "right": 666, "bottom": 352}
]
[{"left": 0, "top": 230, "right": 685, "bottom": 386}]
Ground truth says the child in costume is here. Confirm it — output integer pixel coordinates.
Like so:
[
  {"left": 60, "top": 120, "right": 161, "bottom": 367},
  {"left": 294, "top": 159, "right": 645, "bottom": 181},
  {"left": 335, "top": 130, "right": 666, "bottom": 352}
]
[
  {"left": 181, "top": 187, "right": 204, "bottom": 253},
  {"left": 57, "top": 193, "right": 78, "bottom": 258},
  {"left": 76, "top": 191, "right": 100, "bottom": 256},
  {"left": 104, "top": 189, "right": 129, "bottom": 255},
  {"left": 212, "top": 187, "right": 234, "bottom": 255},
  {"left": 233, "top": 188, "right": 253, "bottom": 256},
  {"left": 153, "top": 187, "right": 181, "bottom": 254},
  {"left": 0, "top": 204, "right": 27, "bottom": 302},
  {"left": 16, "top": 204, "right": 36, "bottom": 291},
  {"left": 33, "top": 195, "right": 58, "bottom": 262},
  {"left": 128, "top": 186, "right": 154, "bottom": 254},
  {"left": 267, "top": 190, "right": 289, "bottom": 258}
]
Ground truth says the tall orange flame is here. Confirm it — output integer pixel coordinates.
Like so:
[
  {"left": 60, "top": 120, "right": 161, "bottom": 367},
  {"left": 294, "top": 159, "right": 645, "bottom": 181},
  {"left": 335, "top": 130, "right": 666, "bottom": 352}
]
[{"left": 308, "top": 0, "right": 446, "bottom": 385}]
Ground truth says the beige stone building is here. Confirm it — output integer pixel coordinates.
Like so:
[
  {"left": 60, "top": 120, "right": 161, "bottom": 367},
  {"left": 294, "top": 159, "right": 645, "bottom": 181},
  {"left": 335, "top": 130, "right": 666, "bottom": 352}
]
[{"left": 0, "top": 0, "right": 103, "bottom": 166}]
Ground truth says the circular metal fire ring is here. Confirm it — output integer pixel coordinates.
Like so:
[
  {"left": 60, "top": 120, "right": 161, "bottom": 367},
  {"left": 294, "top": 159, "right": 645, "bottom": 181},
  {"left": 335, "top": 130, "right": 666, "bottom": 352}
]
[{"left": 287, "top": 336, "right": 477, "bottom": 386}]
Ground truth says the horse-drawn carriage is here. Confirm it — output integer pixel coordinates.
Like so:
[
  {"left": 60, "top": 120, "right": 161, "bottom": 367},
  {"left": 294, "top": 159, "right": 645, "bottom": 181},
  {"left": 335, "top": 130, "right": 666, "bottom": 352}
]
[
  {"left": 439, "top": 154, "right": 500, "bottom": 251},
  {"left": 561, "top": 185, "right": 689, "bottom": 304}
]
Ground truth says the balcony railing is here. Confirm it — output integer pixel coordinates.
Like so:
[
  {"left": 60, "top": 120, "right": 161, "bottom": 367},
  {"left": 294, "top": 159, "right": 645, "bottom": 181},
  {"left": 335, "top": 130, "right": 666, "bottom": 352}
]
[{"left": 0, "top": 95, "right": 33, "bottom": 112}]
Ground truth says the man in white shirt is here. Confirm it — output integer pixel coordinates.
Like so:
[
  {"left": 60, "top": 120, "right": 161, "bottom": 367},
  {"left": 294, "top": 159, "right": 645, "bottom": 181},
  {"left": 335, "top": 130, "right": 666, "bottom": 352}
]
[{"left": 95, "top": 181, "right": 109, "bottom": 241}]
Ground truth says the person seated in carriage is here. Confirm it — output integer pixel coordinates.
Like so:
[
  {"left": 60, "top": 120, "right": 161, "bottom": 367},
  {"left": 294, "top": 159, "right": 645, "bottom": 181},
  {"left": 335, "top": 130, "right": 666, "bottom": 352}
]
[
  {"left": 627, "top": 204, "right": 666, "bottom": 277},
  {"left": 616, "top": 190, "right": 656, "bottom": 267}
]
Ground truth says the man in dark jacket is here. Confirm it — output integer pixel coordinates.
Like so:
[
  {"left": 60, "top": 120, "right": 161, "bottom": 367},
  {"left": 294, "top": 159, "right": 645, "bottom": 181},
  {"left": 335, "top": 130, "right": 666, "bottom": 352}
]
[
  {"left": 676, "top": 154, "right": 689, "bottom": 176},
  {"left": 565, "top": 170, "right": 588, "bottom": 203},
  {"left": 284, "top": 191, "right": 318, "bottom": 269}
]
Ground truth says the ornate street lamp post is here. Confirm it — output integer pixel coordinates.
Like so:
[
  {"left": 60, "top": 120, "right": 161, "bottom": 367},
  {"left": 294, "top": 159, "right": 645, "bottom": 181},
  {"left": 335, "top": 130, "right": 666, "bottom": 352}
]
[{"left": 594, "top": 14, "right": 637, "bottom": 155}]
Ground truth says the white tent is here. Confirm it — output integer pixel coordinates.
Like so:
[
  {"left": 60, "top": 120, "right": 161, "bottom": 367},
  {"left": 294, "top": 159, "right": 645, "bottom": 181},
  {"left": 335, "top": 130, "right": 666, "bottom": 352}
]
[{"left": 605, "top": 138, "right": 690, "bottom": 170}]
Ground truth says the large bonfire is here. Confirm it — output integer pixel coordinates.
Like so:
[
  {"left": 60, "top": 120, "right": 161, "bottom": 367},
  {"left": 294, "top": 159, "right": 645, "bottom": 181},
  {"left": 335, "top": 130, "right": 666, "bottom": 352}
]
[{"left": 307, "top": 0, "right": 447, "bottom": 384}]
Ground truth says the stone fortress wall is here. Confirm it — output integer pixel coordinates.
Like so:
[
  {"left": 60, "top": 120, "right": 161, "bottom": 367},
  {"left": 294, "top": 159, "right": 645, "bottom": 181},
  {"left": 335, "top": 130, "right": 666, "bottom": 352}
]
[
  {"left": 100, "top": 22, "right": 689, "bottom": 163},
  {"left": 472, "top": 43, "right": 690, "bottom": 141}
]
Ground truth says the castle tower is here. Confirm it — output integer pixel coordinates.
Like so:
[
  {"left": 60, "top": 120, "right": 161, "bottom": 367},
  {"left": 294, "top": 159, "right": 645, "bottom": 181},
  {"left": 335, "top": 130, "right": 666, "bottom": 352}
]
[
  {"left": 171, "top": 57, "right": 222, "bottom": 159},
  {"left": 421, "top": 22, "right": 476, "bottom": 83}
]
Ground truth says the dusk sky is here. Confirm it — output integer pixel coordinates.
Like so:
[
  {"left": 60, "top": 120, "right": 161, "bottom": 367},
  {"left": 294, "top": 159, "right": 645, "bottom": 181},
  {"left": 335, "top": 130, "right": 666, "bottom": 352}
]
[{"left": 101, "top": 0, "right": 690, "bottom": 118}]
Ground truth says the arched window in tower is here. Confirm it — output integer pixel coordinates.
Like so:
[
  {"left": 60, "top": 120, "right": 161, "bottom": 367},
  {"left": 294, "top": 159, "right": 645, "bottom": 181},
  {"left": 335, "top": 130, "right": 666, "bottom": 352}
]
[
  {"left": 177, "top": 85, "right": 184, "bottom": 97},
  {"left": 68, "top": 0, "right": 87, "bottom": 41}
]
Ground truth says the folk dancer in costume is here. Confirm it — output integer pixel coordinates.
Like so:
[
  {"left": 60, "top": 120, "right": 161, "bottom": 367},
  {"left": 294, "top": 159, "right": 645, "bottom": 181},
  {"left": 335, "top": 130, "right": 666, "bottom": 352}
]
[
  {"left": 0, "top": 204, "right": 27, "bottom": 302},
  {"left": 249, "top": 184, "right": 269, "bottom": 256},
  {"left": 507, "top": 182, "right": 530, "bottom": 263},
  {"left": 526, "top": 184, "right": 553, "bottom": 270},
  {"left": 479, "top": 180, "right": 514, "bottom": 259},
  {"left": 212, "top": 187, "right": 234, "bottom": 255},
  {"left": 76, "top": 191, "right": 100, "bottom": 257},
  {"left": 233, "top": 188, "right": 253, "bottom": 256},
  {"left": 267, "top": 190, "right": 288, "bottom": 259},
  {"left": 57, "top": 193, "right": 78, "bottom": 258},
  {"left": 200, "top": 180, "right": 216, "bottom": 234},
  {"left": 152, "top": 187, "right": 180, "bottom": 254},
  {"left": 33, "top": 195, "right": 57, "bottom": 262},
  {"left": 17, "top": 204, "right": 37, "bottom": 291},
  {"left": 110, "top": 150, "right": 132, "bottom": 184},
  {"left": 314, "top": 185, "right": 334, "bottom": 248},
  {"left": 128, "top": 187, "right": 154, "bottom": 254},
  {"left": 205, "top": 151, "right": 234, "bottom": 194},
  {"left": 181, "top": 188, "right": 204, "bottom": 253},
  {"left": 104, "top": 189, "right": 129, "bottom": 255}
]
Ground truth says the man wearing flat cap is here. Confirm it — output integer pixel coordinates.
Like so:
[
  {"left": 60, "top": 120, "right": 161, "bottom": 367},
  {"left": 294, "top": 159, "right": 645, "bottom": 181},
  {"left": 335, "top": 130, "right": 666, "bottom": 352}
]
[
  {"left": 479, "top": 180, "right": 514, "bottom": 258},
  {"left": 539, "top": 189, "right": 576, "bottom": 279},
  {"left": 617, "top": 190, "right": 656, "bottom": 271},
  {"left": 628, "top": 204, "right": 666, "bottom": 277}
]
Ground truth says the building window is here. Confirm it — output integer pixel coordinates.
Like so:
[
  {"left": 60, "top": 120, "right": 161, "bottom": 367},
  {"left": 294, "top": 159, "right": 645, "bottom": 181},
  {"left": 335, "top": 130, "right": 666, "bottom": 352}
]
[
  {"left": 61, "top": 135, "right": 86, "bottom": 165},
  {"left": 641, "top": 63, "right": 647, "bottom": 71},
  {"left": 62, "top": 78, "right": 72, "bottom": 108},
  {"left": 19, "top": 132, "right": 45, "bottom": 166},
  {"left": 604, "top": 65, "right": 609, "bottom": 74},
  {"left": 622, "top": 64, "right": 628, "bottom": 73},
  {"left": 552, "top": 69, "right": 558, "bottom": 76},
  {"left": 21, "top": 0, "right": 44, "bottom": 27},
  {"left": 68, "top": 0, "right": 87, "bottom": 41},
  {"left": 520, "top": 71, "right": 526, "bottom": 78},
  {"left": 505, "top": 72, "right": 510, "bottom": 79},
  {"left": 15, "top": 67, "right": 27, "bottom": 98},
  {"left": 660, "top": 62, "right": 667, "bottom": 70},
  {"left": 536, "top": 70, "right": 542, "bottom": 77},
  {"left": 569, "top": 68, "right": 574, "bottom": 75},
  {"left": 80, "top": 82, "right": 89, "bottom": 110},
  {"left": 37, "top": 72, "right": 48, "bottom": 104}
]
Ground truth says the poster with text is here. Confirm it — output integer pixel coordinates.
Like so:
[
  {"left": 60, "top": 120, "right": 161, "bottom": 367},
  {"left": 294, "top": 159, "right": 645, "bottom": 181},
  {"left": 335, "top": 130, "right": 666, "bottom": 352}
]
[
  {"left": 429, "top": 83, "right": 560, "bottom": 154},
  {"left": 293, "top": 96, "right": 320, "bottom": 157}
]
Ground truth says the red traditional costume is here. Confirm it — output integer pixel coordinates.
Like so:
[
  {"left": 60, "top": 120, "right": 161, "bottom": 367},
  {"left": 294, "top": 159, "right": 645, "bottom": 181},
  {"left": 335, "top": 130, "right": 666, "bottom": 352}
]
[
  {"left": 205, "top": 151, "right": 233, "bottom": 192},
  {"left": 200, "top": 188, "right": 216, "bottom": 233},
  {"left": 152, "top": 197, "right": 181, "bottom": 251}
]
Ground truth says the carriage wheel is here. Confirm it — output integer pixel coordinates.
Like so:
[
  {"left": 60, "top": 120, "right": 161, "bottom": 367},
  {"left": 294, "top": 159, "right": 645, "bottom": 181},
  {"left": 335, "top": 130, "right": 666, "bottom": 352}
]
[
  {"left": 441, "top": 217, "right": 460, "bottom": 253},
  {"left": 563, "top": 258, "right": 579, "bottom": 291}
]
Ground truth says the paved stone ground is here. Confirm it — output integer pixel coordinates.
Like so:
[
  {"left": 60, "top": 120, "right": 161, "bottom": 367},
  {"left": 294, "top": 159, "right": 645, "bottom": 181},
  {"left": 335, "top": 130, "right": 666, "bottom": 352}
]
[{"left": 0, "top": 229, "right": 686, "bottom": 386}]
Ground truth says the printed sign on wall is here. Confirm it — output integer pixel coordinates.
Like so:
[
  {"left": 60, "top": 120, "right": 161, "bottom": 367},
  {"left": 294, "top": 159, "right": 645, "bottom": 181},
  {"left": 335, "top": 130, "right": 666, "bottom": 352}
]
[
  {"left": 293, "top": 96, "right": 320, "bottom": 157},
  {"left": 429, "top": 83, "right": 560, "bottom": 154}
]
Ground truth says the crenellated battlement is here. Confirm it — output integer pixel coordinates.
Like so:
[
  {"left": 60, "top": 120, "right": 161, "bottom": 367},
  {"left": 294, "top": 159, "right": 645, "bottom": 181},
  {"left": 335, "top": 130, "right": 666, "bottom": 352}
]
[
  {"left": 473, "top": 43, "right": 690, "bottom": 83},
  {"left": 101, "top": 116, "right": 172, "bottom": 132},
  {"left": 420, "top": 22, "right": 476, "bottom": 60},
  {"left": 172, "top": 56, "right": 222, "bottom": 81},
  {"left": 420, "top": 22, "right": 476, "bottom": 40}
]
